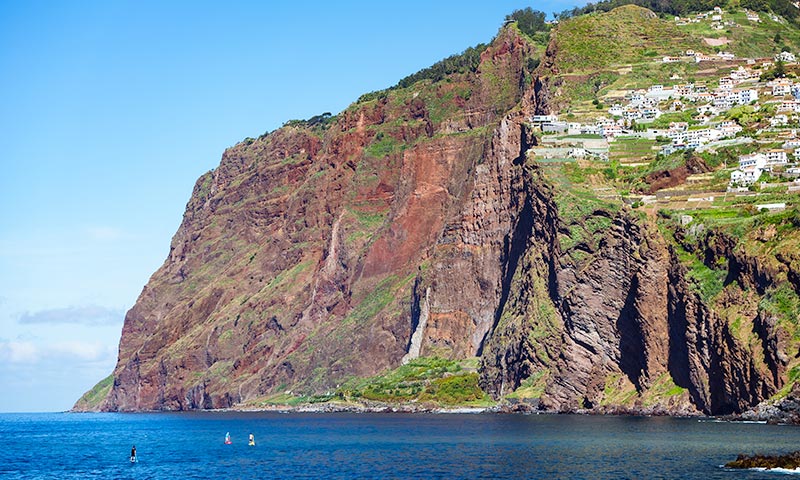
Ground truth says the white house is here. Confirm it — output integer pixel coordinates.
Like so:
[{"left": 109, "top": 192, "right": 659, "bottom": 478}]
[
  {"left": 776, "top": 51, "right": 797, "bottom": 63},
  {"left": 730, "top": 67, "right": 756, "bottom": 82},
  {"left": 542, "top": 121, "right": 569, "bottom": 133},
  {"left": 531, "top": 114, "right": 558, "bottom": 123},
  {"left": 773, "top": 80, "right": 793, "bottom": 97},
  {"left": 675, "top": 84, "right": 695, "bottom": 96},
  {"left": 730, "top": 168, "right": 762, "bottom": 185},
  {"left": 697, "top": 104, "right": 716, "bottom": 115},
  {"left": 601, "top": 124, "right": 622, "bottom": 138},
  {"left": 713, "top": 94, "right": 734, "bottom": 111},
  {"left": 718, "top": 77, "right": 734, "bottom": 90},
  {"left": 717, "top": 52, "right": 735, "bottom": 61},
  {"left": 737, "top": 89, "right": 759, "bottom": 104},
  {"left": 755, "top": 202, "right": 787, "bottom": 212},
  {"left": 778, "top": 100, "right": 800, "bottom": 112},
  {"left": 718, "top": 121, "right": 742, "bottom": 137},
  {"left": 765, "top": 149, "right": 788, "bottom": 165},
  {"left": 772, "top": 114, "right": 790, "bottom": 127},
  {"left": 641, "top": 106, "right": 661, "bottom": 119},
  {"left": 739, "top": 153, "right": 767, "bottom": 169}
]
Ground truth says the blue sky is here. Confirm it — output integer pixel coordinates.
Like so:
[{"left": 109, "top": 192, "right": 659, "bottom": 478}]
[{"left": 0, "top": 0, "right": 584, "bottom": 412}]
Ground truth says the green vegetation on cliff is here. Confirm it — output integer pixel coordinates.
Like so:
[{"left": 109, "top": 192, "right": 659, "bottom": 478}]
[
  {"left": 337, "top": 357, "right": 492, "bottom": 406},
  {"left": 74, "top": 374, "right": 114, "bottom": 411},
  {"left": 559, "top": 0, "right": 799, "bottom": 21}
]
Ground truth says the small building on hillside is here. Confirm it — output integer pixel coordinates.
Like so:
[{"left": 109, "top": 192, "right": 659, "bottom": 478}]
[
  {"left": 739, "top": 153, "right": 767, "bottom": 169},
  {"left": 771, "top": 114, "right": 789, "bottom": 127},
  {"left": 766, "top": 149, "right": 788, "bottom": 165},
  {"left": 730, "top": 167, "right": 762, "bottom": 186},
  {"left": 776, "top": 51, "right": 797, "bottom": 63},
  {"left": 531, "top": 114, "right": 558, "bottom": 124},
  {"left": 542, "top": 121, "right": 569, "bottom": 133}
]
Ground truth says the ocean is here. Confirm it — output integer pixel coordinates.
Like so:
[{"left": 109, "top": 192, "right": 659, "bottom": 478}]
[{"left": 2, "top": 412, "right": 800, "bottom": 479}]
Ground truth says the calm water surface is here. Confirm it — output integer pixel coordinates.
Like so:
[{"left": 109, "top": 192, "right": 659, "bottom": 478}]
[{"left": 2, "top": 412, "right": 800, "bottom": 479}]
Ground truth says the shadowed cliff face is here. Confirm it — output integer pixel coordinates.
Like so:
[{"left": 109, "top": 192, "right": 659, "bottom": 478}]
[
  {"left": 77, "top": 15, "right": 800, "bottom": 415},
  {"left": 477, "top": 201, "right": 786, "bottom": 415}
]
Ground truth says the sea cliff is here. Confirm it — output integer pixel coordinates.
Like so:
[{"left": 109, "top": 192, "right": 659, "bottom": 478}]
[{"left": 76, "top": 5, "right": 800, "bottom": 417}]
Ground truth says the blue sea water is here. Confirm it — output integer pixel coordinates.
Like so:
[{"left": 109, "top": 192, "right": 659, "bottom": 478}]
[{"left": 1, "top": 412, "right": 800, "bottom": 479}]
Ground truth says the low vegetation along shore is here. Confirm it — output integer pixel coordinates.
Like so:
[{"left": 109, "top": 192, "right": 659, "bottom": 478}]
[
  {"left": 240, "top": 357, "right": 500, "bottom": 413},
  {"left": 235, "top": 357, "right": 690, "bottom": 415}
]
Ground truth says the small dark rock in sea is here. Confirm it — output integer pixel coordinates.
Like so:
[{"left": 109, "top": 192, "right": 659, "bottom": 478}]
[{"left": 726, "top": 451, "right": 800, "bottom": 470}]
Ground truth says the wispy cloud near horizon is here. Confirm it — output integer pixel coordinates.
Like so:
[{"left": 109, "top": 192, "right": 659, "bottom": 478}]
[
  {"left": 0, "top": 339, "right": 117, "bottom": 365},
  {"left": 19, "top": 305, "right": 125, "bottom": 326}
]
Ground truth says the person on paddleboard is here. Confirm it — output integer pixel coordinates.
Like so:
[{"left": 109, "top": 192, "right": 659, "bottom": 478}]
[
  {"left": 130, "top": 445, "right": 137, "bottom": 462},
  {"left": 249, "top": 433, "right": 255, "bottom": 446},
  {"left": 225, "top": 432, "right": 232, "bottom": 444}
]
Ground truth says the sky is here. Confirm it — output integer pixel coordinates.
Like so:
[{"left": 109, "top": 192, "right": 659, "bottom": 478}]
[{"left": 0, "top": 0, "right": 585, "bottom": 412}]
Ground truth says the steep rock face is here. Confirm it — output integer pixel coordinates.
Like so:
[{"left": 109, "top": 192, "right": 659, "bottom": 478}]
[
  {"left": 97, "top": 26, "right": 536, "bottom": 411},
  {"left": 81, "top": 10, "right": 800, "bottom": 415},
  {"left": 411, "top": 117, "right": 536, "bottom": 359},
  {"left": 479, "top": 200, "right": 787, "bottom": 414}
]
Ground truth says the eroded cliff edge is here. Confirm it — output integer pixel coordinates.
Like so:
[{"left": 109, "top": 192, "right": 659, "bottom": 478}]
[{"left": 75, "top": 7, "right": 800, "bottom": 415}]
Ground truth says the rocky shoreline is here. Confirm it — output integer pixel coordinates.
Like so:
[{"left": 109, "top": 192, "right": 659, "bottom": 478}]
[
  {"left": 724, "top": 385, "right": 800, "bottom": 425},
  {"left": 230, "top": 398, "right": 706, "bottom": 417},
  {"left": 725, "top": 451, "right": 800, "bottom": 472}
]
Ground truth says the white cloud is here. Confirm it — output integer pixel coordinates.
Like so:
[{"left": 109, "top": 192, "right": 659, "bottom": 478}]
[
  {"left": 0, "top": 341, "right": 118, "bottom": 411},
  {"left": 0, "top": 339, "right": 117, "bottom": 364},
  {"left": 19, "top": 305, "right": 125, "bottom": 326},
  {"left": 0, "top": 340, "right": 38, "bottom": 363}
]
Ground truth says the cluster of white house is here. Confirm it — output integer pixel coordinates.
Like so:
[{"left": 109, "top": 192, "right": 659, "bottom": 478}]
[
  {"left": 673, "top": 6, "right": 730, "bottom": 28},
  {"left": 660, "top": 120, "right": 743, "bottom": 154},
  {"left": 606, "top": 80, "right": 760, "bottom": 125},
  {"left": 672, "top": 7, "right": 787, "bottom": 29},
  {"left": 730, "top": 149, "right": 794, "bottom": 186},
  {"left": 609, "top": 58, "right": 800, "bottom": 128},
  {"left": 528, "top": 31, "right": 800, "bottom": 190}
]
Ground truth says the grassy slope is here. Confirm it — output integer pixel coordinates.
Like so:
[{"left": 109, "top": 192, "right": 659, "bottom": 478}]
[
  {"left": 74, "top": 374, "right": 114, "bottom": 411},
  {"left": 245, "top": 357, "right": 493, "bottom": 408}
]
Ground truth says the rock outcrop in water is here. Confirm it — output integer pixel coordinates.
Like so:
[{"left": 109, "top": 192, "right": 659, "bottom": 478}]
[
  {"left": 75, "top": 6, "right": 800, "bottom": 415},
  {"left": 726, "top": 451, "right": 800, "bottom": 471}
]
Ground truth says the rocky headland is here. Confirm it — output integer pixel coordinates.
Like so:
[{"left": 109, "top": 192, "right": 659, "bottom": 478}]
[{"left": 75, "top": 4, "right": 800, "bottom": 418}]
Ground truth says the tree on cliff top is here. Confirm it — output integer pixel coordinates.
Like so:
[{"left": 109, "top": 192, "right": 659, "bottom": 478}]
[{"left": 505, "top": 8, "right": 548, "bottom": 38}]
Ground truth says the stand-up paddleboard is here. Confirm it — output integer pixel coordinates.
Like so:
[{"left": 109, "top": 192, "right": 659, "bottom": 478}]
[{"left": 130, "top": 456, "right": 137, "bottom": 463}]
